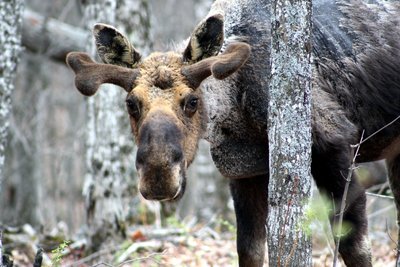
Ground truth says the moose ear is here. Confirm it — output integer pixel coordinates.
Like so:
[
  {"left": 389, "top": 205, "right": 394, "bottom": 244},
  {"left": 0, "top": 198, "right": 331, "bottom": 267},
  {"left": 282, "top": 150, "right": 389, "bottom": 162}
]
[
  {"left": 93, "top": 23, "right": 141, "bottom": 68},
  {"left": 183, "top": 14, "right": 224, "bottom": 64}
]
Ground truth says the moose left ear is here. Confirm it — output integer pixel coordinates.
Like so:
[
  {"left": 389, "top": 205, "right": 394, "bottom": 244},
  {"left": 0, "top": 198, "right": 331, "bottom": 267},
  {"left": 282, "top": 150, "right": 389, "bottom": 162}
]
[
  {"left": 183, "top": 14, "right": 224, "bottom": 64},
  {"left": 93, "top": 23, "right": 141, "bottom": 68}
]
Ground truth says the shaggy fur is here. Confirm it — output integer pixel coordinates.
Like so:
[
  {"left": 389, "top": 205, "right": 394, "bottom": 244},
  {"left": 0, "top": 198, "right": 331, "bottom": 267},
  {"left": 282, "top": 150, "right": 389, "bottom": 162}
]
[{"left": 202, "top": 0, "right": 399, "bottom": 266}]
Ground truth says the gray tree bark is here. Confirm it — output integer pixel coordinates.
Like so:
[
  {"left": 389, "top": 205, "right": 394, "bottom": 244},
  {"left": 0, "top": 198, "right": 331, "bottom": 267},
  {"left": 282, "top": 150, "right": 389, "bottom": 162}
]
[
  {"left": 2, "top": 1, "right": 87, "bottom": 230},
  {"left": 266, "top": 0, "right": 313, "bottom": 265},
  {"left": 1, "top": 55, "right": 48, "bottom": 227},
  {"left": 81, "top": 0, "right": 126, "bottom": 251},
  {"left": 81, "top": 0, "right": 152, "bottom": 250},
  {"left": 0, "top": 0, "right": 23, "bottom": 199}
]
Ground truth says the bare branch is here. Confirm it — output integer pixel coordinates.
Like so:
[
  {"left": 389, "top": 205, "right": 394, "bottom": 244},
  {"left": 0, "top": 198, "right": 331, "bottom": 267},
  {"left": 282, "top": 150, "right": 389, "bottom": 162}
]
[
  {"left": 333, "top": 130, "right": 365, "bottom": 267},
  {"left": 365, "top": 192, "right": 394, "bottom": 200},
  {"left": 22, "top": 8, "right": 87, "bottom": 61},
  {"left": 359, "top": 115, "right": 400, "bottom": 145},
  {"left": 63, "top": 243, "right": 124, "bottom": 267}
]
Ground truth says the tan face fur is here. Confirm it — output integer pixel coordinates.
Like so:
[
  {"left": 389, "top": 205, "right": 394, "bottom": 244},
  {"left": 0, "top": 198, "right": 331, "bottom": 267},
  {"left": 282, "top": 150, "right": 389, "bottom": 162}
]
[
  {"left": 66, "top": 15, "right": 250, "bottom": 201},
  {"left": 128, "top": 52, "right": 206, "bottom": 200}
]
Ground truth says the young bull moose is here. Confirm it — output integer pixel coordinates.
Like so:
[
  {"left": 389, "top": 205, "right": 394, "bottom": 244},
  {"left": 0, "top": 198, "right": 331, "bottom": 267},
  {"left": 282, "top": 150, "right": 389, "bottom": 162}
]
[{"left": 66, "top": 0, "right": 400, "bottom": 266}]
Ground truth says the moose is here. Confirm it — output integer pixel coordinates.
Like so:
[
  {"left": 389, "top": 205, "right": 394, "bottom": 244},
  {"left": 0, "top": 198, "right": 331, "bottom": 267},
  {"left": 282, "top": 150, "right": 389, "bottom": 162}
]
[{"left": 66, "top": 0, "right": 400, "bottom": 266}]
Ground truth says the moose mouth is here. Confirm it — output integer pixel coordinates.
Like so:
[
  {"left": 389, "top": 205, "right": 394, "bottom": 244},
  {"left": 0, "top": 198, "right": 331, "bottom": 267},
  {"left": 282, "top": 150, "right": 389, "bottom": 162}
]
[
  {"left": 137, "top": 161, "right": 187, "bottom": 202},
  {"left": 169, "top": 177, "right": 186, "bottom": 201}
]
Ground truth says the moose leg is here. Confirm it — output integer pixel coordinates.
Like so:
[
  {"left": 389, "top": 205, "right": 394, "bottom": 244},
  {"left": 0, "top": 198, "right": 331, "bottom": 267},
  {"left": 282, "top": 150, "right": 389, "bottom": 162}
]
[
  {"left": 229, "top": 175, "right": 268, "bottom": 267},
  {"left": 387, "top": 154, "right": 400, "bottom": 266},
  {"left": 312, "top": 147, "right": 372, "bottom": 267}
]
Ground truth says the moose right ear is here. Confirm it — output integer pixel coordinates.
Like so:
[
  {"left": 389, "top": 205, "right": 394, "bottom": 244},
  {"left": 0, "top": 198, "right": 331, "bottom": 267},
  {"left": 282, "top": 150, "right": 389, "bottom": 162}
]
[{"left": 93, "top": 23, "right": 141, "bottom": 68}]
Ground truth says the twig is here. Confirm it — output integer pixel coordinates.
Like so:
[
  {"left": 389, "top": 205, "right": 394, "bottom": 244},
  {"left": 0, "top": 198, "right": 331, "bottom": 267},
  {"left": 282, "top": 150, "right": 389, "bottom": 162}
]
[
  {"left": 365, "top": 192, "right": 394, "bottom": 200},
  {"left": 333, "top": 130, "right": 365, "bottom": 267},
  {"left": 64, "top": 244, "right": 124, "bottom": 267},
  {"left": 116, "top": 250, "right": 166, "bottom": 266},
  {"left": 386, "top": 220, "right": 398, "bottom": 248},
  {"left": 366, "top": 181, "right": 390, "bottom": 209},
  {"left": 90, "top": 262, "right": 113, "bottom": 267},
  {"left": 116, "top": 240, "right": 162, "bottom": 263},
  {"left": 366, "top": 181, "right": 389, "bottom": 194},
  {"left": 331, "top": 113, "right": 400, "bottom": 266},
  {"left": 91, "top": 250, "right": 166, "bottom": 267},
  {"left": 359, "top": 115, "right": 400, "bottom": 145},
  {"left": 368, "top": 203, "right": 395, "bottom": 219},
  {"left": 90, "top": 250, "right": 166, "bottom": 267}
]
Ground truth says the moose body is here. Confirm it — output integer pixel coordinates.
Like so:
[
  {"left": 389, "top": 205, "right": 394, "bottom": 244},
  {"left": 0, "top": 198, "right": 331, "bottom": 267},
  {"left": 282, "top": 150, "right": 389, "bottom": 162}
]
[{"left": 67, "top": 0, "right": 400, "bottom": 266}]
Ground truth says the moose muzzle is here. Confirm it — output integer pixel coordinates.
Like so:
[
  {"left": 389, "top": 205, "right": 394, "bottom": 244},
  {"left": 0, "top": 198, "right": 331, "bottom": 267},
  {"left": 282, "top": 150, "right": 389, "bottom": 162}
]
[{"left": 135, "top": 112, "right": 186, "bottom": 201}]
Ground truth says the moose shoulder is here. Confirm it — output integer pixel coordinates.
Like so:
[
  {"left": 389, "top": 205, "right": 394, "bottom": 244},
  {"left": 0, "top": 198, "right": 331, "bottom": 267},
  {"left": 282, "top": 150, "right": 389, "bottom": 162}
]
[{"left": 66, "top": 0, "right": 400, "bottom": 266}]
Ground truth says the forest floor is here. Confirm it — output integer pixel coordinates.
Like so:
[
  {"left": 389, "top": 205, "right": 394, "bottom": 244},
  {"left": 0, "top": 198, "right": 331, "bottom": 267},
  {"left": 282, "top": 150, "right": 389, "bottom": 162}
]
[
  {"left": 2, "top": 221, "right": 398, "bottom": 267},
  {"left": 2, "top": 195, "right": 398, "bottom": 266}
]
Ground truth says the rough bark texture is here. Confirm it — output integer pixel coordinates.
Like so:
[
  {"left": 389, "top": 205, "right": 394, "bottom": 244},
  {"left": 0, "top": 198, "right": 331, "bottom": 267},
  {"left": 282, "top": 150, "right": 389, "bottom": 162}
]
[
  {"left": 113, "top": 0, "right": 153, "bottom": 223},
  {"left": 81, "top": 0, "right": 153, "bottom": 250},
  {"left": 116, "top": 0, "right": 152, "bottom": 55},
  {"left": 82, "top": 0, "right": 127, "bottom": 251},
  {"left": 0, "top": 0, "right": 23, "bottom": 193},
  {"left": 266, "top": 0, "right": 313, "bottom": 265}
]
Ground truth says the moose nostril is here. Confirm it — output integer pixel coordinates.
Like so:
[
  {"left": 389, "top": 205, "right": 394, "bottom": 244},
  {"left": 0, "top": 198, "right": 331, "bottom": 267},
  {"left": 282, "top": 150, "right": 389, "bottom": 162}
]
[
  {"left": 139, "top": 188, "right": 151, "bottom": 200},
  {"left": 136, "top": 149, "right": 145, "bottom": 168},
  {"left": 171, "top": 148, "right": 184, "bottom": 164}
]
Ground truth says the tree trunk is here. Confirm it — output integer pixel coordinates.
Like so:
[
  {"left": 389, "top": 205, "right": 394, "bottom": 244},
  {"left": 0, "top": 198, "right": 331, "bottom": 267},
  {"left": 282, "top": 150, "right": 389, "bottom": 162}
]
[
  {"left": 81, "top": 0, "right": 127, "bottom": 251},
  {"left": 266, "top": 0, "right": 313, "bottom": 265},
  {"left": 1, "top": 54, "right": 48, "bottom": 227},
  {"left": 81, "top": 0, "right": 152, "bottom": 251},
  {"left": 0, "top": 0, "right": 23, "bottom": 200},
  {"left": 2, "top": 1, "right": 87, "bottom": 231}
]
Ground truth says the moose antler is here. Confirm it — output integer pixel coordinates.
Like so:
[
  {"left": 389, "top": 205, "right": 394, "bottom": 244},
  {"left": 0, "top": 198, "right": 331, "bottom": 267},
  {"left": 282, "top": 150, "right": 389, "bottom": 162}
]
[
  {"left": 181, "top": 42, "right": 251, "bottom": 89},
  {"left": 66, "top": 52, "right": 140, "bottom": 96}
]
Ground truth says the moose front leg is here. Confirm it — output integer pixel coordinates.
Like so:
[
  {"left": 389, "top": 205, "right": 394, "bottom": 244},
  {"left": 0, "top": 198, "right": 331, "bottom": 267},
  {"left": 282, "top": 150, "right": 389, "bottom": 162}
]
[
  {"left": 229, "top": 175, "right": 268, "bottom": 267},
  {"left": 387, "top": 154, "right": 400, "bottom": 267}
]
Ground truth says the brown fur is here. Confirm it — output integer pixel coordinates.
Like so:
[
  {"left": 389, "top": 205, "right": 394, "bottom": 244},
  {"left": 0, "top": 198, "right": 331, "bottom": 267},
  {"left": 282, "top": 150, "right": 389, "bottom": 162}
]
[
  {"left": 65, "top": 17, "right": 250, "bottom": 200},
  {"left": 126, "top": 52, "right": 206, "bottom": 164}
]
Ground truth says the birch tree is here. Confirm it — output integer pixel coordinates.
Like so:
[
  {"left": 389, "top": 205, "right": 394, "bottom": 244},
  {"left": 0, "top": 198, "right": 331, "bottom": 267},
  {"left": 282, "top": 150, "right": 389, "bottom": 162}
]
[
  {"left": 266, "top": 0, "right": 313, "bottom": 265},
  {"left": 0, "top": 0, "right": 23, "bottom": 198},
  {"left": 81, "top": 0, "right": 152, "bottom": 250}
]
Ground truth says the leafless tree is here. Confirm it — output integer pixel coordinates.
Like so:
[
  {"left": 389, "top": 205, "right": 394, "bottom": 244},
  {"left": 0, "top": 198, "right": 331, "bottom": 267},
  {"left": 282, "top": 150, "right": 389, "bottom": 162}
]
[
  {"left": 266, "top": 0, "right": 313, "bottom": 265},
  {"left": 0, "top": 0, "right": 24, "bottom": 221}
]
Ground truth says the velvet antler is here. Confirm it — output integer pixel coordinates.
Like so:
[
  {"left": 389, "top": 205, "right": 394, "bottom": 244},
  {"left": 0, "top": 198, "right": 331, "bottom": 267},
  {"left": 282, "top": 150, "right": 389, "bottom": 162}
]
[
  {"left": 181, "top": 42, "right": 251, "bottom": 89},
  {"left": 66, "top": 52, "right": 140, "bottom": 96}
]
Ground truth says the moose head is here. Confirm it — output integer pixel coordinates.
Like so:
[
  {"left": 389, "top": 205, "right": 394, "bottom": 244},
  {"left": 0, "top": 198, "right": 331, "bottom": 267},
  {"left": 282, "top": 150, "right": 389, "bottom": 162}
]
[{"left": 66, "top": 15, "right": 250, "bottom": 201}]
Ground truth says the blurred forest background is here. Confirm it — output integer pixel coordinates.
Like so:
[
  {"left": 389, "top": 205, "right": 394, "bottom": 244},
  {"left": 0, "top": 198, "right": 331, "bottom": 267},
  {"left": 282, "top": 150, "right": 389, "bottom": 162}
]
[
  {"left": 1, "top": 0, "right": 232, "bottom": 232},
  {"left": 0, "top": 0, "right": 398, "bottom": 266}
]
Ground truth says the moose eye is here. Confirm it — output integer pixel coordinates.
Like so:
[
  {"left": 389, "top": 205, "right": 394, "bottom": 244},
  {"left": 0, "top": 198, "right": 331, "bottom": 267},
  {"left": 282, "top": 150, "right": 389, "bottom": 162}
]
[
  {"left": 183, "top": 95, "right": 199, "bottom": 117},
  {"left": 126, "top": 97, "right": 141, "bottom": 119}
]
